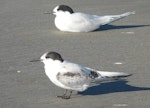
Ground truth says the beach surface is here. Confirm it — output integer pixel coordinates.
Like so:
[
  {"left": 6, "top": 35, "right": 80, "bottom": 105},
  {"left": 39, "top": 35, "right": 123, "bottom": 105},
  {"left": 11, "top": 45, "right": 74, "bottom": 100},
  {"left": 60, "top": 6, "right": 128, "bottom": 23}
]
[{"left": 0, "top": 0, "right": 150, "bottom": 108}]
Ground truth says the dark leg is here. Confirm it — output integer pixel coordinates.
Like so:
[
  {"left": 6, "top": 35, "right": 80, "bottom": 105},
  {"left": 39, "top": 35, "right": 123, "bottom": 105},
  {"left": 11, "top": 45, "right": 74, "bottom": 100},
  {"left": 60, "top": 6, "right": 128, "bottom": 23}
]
[
  {"left": 57, "top": 89, "right": 67, "bottom": 98},
  {"left": 63, "top": 89, "right": 68, "bottom": 96},
  {"left": 68, "top": 90, "right": 73, "bottom": 99},
  {"left": 57, "top": 90, "right": 73, "bottom": 99}
]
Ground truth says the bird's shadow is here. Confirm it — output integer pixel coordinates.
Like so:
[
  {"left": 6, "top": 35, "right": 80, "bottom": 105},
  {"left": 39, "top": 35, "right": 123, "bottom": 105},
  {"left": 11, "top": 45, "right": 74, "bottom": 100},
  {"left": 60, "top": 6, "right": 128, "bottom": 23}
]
[
  {"left": 95, "top": 24, "right": 150, "bottom": 31},
  {"left": 79, "top": 80, "right": 150, "bottom": 95}
]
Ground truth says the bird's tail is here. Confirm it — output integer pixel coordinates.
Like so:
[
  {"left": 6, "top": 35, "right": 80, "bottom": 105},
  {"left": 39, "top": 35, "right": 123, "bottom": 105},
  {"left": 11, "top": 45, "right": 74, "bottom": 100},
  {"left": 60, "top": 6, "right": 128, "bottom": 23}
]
[
  {"left": 99, "top": 11, "right": 135, "bottom": 25},
  {"left": 93, "top": 71, "right": 132, "bottom": 83}
]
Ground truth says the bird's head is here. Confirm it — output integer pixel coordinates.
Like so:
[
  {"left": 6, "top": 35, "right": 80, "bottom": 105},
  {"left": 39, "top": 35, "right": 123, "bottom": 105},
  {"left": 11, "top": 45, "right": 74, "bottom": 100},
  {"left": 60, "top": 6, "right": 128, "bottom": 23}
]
[
  {"left": 53, "top": 5, "right": 74, "bottom": 15},
  {"left": 44, "top": 5, "right": 74, "bottom": 16},
  {"left": 30, "top": 51, "right": 64, "bottom": 64}
]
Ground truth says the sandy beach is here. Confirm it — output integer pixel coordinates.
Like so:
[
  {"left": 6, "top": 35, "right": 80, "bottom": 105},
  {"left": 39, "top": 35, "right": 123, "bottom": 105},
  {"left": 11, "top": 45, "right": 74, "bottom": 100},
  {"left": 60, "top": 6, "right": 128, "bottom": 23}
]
[{"left": 0, "top": 0, "right": 150, "bottom": 107}]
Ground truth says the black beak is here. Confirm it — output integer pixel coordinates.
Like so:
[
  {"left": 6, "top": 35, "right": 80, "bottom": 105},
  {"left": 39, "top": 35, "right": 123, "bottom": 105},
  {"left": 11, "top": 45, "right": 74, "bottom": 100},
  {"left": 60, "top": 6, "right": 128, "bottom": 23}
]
[
  {"left": 30, "top": 59, "right": 41, "bottom": 62},
  {"left": 44, "top": 12, "right": 53, "bottom": 14}
]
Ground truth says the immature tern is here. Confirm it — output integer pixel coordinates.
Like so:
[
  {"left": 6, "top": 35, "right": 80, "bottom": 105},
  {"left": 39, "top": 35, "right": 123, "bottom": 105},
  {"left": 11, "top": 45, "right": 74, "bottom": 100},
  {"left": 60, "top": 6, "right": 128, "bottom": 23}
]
[
  {"left": 45, "top": 5, "right": 135, "bottom": 32},
  {"left": 31, "top": 51, "right": 132, "bottom": 99}
]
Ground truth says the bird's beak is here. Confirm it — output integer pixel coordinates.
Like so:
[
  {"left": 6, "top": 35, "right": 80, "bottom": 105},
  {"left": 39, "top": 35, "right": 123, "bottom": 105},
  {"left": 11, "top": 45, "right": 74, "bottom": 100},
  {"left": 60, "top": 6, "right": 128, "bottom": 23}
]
[
  {"left": 44, "top": 11, "right": 54, "bottom": 14},
  {"left": 30, "top": 58, "right": 42, "bottom": 62}
]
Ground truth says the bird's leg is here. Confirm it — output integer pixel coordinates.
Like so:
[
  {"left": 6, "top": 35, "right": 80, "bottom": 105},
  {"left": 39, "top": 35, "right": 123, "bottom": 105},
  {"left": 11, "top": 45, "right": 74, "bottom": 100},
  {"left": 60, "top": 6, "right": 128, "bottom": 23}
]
[
  {"left": 68, "top": 90, "right": 73, "bottom": 99},
  {"left": 57, "top": 89, "right": 67, "bottom": 98},
  {"left": 57, "top": 90, "right": 73, "bottom": 99},
  {"left": 63, "top": 89, "right": 68, "bottom": 96},
  {"left": 62, "top": 90, "right": 73, "bottom": 99}
]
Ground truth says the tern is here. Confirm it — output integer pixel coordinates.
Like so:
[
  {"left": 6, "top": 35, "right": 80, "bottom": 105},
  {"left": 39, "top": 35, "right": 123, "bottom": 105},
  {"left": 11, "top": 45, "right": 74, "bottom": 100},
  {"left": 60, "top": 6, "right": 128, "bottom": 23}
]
[
  {"left": 45, "top": 5, "right": 135, "bottom": 32},
  {"left": 31, "top": 51, "right": 132, "bottom": 99}
]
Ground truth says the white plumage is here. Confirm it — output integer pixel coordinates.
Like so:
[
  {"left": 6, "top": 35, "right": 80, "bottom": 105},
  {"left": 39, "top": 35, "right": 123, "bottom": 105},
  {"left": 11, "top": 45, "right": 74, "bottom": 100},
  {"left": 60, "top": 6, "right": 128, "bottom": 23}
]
[
  {"left": 31, "top": 51, "right": 132, "bottom": 99},
  {"left": 47, "top": 5, "right": 135, "bottom": 32}
]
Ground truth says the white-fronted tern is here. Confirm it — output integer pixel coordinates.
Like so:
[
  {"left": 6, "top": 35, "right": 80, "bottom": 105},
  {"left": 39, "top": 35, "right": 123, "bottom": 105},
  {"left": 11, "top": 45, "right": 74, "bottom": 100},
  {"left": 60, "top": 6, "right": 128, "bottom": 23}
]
[
  {"left": 45, "top": 5, "right": 135, "bottom": 32},
  {"left": 31, "top": 51, "right": 132, "bottom": 99}
]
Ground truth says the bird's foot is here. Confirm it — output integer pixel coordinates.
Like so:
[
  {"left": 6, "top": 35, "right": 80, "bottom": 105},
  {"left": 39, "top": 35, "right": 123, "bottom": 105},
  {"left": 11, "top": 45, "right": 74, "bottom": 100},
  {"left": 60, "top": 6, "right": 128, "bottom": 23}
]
[
  {"left": 57, "top": 95, "right": 71, "bottom": 99},
  {"left": 56, "top": 90, "right": 72, "bottom": 99}
]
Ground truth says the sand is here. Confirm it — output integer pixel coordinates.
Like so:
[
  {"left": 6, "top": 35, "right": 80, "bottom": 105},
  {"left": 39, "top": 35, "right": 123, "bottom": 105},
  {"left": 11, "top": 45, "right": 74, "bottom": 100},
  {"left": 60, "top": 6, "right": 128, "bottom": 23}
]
[{"left": 0, "top": 0, "right": 150, "bottom": 108}]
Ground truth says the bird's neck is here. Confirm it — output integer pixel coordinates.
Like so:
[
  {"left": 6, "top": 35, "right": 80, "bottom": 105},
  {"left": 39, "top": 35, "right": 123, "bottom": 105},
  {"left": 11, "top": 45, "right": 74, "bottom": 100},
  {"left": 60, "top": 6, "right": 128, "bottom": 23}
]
[
  {"left": 44, "top": 60, "right": 62, "bottom": 71},
  {"left": 56, "top": 11, "right": 71, "bottom": 17}
]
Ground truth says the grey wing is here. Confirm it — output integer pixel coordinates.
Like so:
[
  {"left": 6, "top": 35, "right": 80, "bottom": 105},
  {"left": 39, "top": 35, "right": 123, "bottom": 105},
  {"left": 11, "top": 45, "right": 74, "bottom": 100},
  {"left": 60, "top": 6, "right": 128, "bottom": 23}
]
[
  {"left": 69, "top": 13, "right": 100, "bottom": 30},
  {"left": 56, "top": 70, "right": 91, "bottom": 91},
  {"left": 71, "top": 13, "right": 100, "bottom": 23}
]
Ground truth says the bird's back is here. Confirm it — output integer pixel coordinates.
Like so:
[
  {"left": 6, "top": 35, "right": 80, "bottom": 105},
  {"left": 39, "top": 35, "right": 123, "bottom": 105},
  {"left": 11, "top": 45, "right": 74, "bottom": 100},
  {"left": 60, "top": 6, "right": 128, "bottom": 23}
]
[{"left": 55, "top": 12, "right": 101, "bottom": 32}]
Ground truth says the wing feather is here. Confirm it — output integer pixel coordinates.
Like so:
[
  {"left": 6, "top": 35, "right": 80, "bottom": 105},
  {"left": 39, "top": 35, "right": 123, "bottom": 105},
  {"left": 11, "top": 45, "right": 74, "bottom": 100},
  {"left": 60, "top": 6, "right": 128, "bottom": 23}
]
[{"left": 56, "top": 61, "right": 91, "bottom": 91}]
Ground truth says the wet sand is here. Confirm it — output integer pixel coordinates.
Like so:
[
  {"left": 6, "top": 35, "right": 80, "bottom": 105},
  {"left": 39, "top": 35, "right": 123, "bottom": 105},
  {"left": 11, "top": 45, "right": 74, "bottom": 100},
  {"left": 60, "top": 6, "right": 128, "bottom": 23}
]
[{"left": 0, "top": 0, "right": 150, "bottom": 108}]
